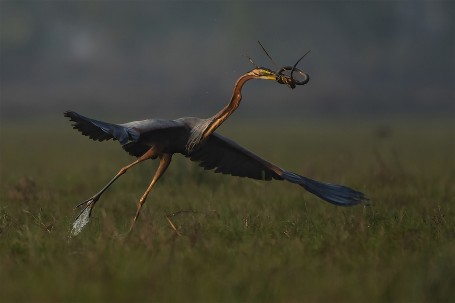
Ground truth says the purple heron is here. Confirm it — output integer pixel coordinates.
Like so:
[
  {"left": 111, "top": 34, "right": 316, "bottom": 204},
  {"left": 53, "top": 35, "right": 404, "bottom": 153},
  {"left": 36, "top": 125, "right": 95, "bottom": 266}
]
[{"left": 65, "top": 55, "right": 366, "bottom": 235}]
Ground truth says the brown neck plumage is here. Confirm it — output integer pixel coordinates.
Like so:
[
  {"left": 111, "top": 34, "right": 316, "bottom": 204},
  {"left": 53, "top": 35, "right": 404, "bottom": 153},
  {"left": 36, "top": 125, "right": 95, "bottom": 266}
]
[
  {"left": 185, "top": 72, "right": 257, "bottom": 153},
  {"left": 202, "top": 73, "right": 255, "bottom": 139}
]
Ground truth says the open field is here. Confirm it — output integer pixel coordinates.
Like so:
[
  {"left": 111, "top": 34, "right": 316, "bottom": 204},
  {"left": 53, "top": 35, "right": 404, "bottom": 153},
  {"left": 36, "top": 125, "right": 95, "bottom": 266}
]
[{"left": 0, "top": 118, "right": 454, "bottom": 302}]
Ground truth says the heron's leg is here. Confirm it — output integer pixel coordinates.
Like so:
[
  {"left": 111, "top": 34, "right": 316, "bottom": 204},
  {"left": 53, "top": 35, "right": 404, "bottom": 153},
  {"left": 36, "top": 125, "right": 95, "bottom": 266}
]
[
  {"left": 75, "top": 147, "right": 159, "bottom": 211},
  {"left": 129, "top": 153, "right": 172, "bottom": 232}
]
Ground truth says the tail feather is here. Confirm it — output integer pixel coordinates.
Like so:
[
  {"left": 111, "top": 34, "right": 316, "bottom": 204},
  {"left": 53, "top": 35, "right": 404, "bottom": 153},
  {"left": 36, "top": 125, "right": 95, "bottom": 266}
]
[
  {"left": 64, "top": 111, "right": 139, "bottom": 145},
  {"left": 282, "top": 171, "right": 367, "bottom": 206}
]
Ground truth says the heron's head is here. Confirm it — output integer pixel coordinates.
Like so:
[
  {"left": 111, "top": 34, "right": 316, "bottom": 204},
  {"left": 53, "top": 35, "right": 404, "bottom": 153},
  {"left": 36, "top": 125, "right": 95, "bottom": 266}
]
[
  {"left": 247, "top": 66, "right": 310, "bottom": 89},
  {"left": 247, "top": 42, "right": 311, "bottom": 89},
  {"left": 248, "top": 67, "right": 277, "bottom": 80}
]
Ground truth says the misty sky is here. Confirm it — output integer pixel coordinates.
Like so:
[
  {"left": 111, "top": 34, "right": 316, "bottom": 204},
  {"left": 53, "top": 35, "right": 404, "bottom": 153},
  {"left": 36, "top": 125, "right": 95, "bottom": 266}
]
[{"left": 1, "top": 1, "right": 453, "bottom": 122}]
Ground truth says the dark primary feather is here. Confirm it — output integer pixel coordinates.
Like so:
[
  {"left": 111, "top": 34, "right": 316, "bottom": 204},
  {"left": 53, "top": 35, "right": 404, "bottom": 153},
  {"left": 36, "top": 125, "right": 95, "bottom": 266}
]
[
  {"left": 281, "top": 171, "right": 367, "bottom": 206},
  {"left": 64, "top": 111, "right": 139, "bottom": 145}
]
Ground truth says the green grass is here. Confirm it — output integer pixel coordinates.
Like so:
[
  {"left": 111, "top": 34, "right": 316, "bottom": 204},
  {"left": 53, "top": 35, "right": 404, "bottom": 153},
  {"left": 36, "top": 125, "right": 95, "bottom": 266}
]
[{"left": 1, "top": 118, "right": 454, "bottom": 302}]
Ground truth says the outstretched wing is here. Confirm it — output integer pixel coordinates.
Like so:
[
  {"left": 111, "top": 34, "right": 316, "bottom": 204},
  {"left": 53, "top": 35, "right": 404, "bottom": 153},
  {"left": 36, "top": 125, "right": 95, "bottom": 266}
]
[
  {"left": 64, "top": 111, "right": 139, "bottom": 145},
  {"left": 188, "top": 133, "right": 367, "bottom": 206},
  {"left": 187, "top": 133, "right": 284, "bottom": 181},
  {"left": 64, "top": 111, "right": 188, "bottom": 157}
]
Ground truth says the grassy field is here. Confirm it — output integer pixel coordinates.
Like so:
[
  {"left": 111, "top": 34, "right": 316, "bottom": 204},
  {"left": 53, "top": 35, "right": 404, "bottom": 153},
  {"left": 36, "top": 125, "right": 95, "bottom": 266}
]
[{"left": 1, "top": 118, "right": 454, "bottom": 302}]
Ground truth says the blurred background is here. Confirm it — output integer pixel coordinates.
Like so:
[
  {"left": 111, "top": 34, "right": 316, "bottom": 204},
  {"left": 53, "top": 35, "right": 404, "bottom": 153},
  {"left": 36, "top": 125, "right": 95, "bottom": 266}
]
[
  {"left": 1, "top": 3, "right": 455, "bottom": 301},
  {"left": 0, "top": 1, "right": 453, "bottom": 124}
]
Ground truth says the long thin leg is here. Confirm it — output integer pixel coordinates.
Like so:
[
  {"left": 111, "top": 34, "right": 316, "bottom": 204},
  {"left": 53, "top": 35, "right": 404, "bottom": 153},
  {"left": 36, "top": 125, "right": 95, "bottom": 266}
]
[
  {"left": 74, "top": 147, "right": 159, "bottom": 215},
  {"left": 129, "top": 153, "right": 172, "bottom": 232}
]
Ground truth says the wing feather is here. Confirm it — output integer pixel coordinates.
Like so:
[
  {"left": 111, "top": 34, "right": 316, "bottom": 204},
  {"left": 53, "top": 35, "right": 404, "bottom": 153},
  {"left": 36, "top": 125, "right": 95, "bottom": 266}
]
[
  {"left": 188, "top": 133, "right": 284, "bottom": 181},
  {"left": 64, "top": 111, "right": 139, "bottom": 144},
  {"left": 65, "top": 111, "right": 189, "bottom": 158}
]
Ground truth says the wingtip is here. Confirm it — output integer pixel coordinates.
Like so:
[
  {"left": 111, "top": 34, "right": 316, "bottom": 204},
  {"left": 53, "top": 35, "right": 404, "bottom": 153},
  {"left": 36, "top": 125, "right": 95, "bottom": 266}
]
[
  {"left": 344, "top": 191, "right": 369, "bottom": 207},
  {"left": 282, "top": 171, "right": 368, "bottom": 207},
  {"left": 64, "top": 110, "right": 75, "bottom": 118}
]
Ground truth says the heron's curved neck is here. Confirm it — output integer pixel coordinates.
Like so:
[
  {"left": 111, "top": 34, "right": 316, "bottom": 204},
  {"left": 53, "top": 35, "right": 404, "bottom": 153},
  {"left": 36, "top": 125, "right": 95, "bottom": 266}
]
[
  {"left": 202, "top": 73, "right": 255, "bottom": 138},
  {"left": 185, "top": 72, "right": 257, "bottom": 153}
]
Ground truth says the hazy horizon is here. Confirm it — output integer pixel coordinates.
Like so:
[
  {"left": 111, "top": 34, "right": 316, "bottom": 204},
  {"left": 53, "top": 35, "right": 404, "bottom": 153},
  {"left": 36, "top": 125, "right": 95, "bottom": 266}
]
[{"left": 1, "top": 1, "right": 453, "bottom": 124}]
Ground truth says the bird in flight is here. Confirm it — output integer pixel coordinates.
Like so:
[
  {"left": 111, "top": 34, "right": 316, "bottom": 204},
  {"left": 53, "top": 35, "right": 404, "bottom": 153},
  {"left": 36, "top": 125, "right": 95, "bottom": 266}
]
[{"left": 66, "top": 47, "right": 366, "bottom": 236}]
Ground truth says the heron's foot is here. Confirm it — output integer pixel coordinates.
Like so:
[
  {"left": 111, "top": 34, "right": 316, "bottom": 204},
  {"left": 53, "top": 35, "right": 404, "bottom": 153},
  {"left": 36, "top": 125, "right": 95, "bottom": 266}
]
[
  {"left": 74, "top": 195, "right": 99, "bottom": 210},
  {"left": 70, "top": 196, "right": 98, "bottom": 236}
]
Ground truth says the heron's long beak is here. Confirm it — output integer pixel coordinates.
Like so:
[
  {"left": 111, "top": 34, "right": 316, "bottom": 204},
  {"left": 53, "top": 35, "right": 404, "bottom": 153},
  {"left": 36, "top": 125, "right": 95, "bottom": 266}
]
[
  {"left": 261, "top": 74, "right": 278, "bottom": 80},
  {"left": 247, "top": 70, "right": 276, "bottom": 81}
]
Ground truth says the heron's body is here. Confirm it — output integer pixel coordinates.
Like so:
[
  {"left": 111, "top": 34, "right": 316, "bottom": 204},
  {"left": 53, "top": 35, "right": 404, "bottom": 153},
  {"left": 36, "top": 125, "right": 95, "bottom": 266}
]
[
  {"left": 65, "top": 113, "right": 285, "bottom": 180},
  {"left": 66, "top": 64, "right": 366, "bottom": 236}
]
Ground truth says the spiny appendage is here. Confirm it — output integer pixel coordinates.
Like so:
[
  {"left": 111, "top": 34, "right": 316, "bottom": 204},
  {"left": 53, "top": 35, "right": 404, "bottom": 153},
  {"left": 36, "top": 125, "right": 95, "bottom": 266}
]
[{"left": 186, "top": 118, "right": 213, "bottom": 153}]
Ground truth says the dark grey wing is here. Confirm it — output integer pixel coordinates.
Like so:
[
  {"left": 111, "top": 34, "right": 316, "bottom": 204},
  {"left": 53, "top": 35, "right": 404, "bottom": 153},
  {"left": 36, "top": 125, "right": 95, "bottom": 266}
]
[
  {"left": 64, "top": 111, "right": 139, "bottom": 144},
  {"left": 188, "top": 133, "right": 367, "bottom": 206},
  {"left": 121, "top": 119, "right": 189, "bottom": 157},
  {"left": 65, "top": 111, "right": 189, "bottom": 157},
  {"left": 187, "top": 133, "right": 284, "bottom": 181},
  {"left": 122, "top": 142, "right": 151, "bottom": 157}
]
